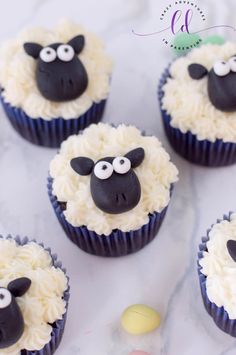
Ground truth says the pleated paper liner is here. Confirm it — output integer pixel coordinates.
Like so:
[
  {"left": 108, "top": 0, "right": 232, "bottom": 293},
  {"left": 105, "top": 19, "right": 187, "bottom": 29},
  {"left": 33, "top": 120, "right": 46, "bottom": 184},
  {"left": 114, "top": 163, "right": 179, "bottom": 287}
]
[
  {"left": 0, "top": 235, "right": 70, "bottom": 354},
  {"left": 0, "top": 92, "right": 106, "bottom": 148},
  {"left": 197, "top": 212, "right": 236, "bottom": 337},
  {"left": 158, "top": 68, "right": 236, "bottom": 166},
  {"left": 47, "top": 176, "right": 172, "bottom": 257}
]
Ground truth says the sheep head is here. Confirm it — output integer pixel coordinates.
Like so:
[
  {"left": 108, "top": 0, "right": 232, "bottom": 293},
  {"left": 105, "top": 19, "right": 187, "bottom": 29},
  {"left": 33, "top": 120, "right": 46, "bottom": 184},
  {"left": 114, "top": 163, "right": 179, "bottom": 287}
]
[
  {"left": 23, "top": 35, "right": 88, "bottom": 102},
  {"left": 188, "top": 56, "right": 236, "bottom": 112},
  {"left": 70, "top": 148, "right": 145, "bottom": 214},
  {"left": 0, "top": 277, "right": 31, "bottom": 349}
]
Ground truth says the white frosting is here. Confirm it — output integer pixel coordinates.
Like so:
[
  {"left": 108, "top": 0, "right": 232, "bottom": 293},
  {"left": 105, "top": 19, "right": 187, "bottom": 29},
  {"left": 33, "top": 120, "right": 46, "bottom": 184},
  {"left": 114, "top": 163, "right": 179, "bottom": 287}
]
[
  {"left": 0, "top": 19, "right": 112, "bottom": 120},
  {"left": 162, "top": 42, "right": 236, "bottom": 143},
  {"left": 49, "top": 123, "right": 179, "bottom": 236},
  {"left": 199, "top": 213, "right": 236, "bottom": 320},
  {"left": 0, "top": 239, "right": 68, "bottom": 354}
]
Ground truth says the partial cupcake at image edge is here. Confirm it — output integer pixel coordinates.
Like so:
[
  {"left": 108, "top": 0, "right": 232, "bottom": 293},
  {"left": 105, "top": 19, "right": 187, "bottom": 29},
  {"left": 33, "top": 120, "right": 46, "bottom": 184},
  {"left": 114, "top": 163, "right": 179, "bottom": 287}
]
[
  {"left": 47, "top": 122, "right": 179, "bottom": 257},
  {"left": 158, "top": 42, "right": 236, "bottom": 166},
  {"left": 0, "top": 19, "right": 112, "bottom": 147},
  {"left": 198, "top": 212, "right": 236, "bottom": 337},
  {"left": 0, "top": 235, "right": 69, "bottom": 354}
]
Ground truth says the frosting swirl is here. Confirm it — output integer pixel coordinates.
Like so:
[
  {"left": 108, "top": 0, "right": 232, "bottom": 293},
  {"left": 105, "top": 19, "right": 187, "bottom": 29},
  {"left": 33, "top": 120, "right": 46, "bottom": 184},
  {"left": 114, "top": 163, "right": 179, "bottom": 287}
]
[
  {"left": 200, "top": 213, "right": 236, "bottom": 319},
  {"left": 0, "top": 19, "right": 112, "bottom": 120},
  {"left": 50, "top": 123, "right": 179, "bottom": 235},
  {"left": 0, "top": 239, "right": 68, "bottom": 354},
  {"left": 162, "top": 42, "right": 236, "bottom": 142}
]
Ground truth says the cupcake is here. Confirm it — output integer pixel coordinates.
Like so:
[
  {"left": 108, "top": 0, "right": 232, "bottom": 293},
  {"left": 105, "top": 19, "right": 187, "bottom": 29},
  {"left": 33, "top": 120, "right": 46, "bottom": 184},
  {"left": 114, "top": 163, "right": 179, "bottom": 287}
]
[
  {"left": 0, "top": 19, "right": 112, "bottom": 148},
  {"left": 158, "top": 43, "right": 236, "bottom": 166},
  {"left": 48, "top": 123, "right": 178, "bottom": 257},
  {"left": 198, "top": 212, "right": 236, "bottom": 337},
  {"left": 0, "top": 235, "right": 69, "bottom": 354}
]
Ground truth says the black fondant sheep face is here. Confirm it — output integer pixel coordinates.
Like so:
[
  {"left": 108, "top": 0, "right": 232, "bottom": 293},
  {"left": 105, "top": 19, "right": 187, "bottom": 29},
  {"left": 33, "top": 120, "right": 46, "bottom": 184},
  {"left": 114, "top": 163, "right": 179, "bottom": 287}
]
[
  {"left": 0, "top": 277, "right": 31, "bottom": 349},
  {"left": 188, "top": 56, "right": 236, "bottom": 112},
  {"left": 23, "top": 35, "right": 88, "bottom": 102},
  {"left": 70, "top": 147, "right": 145, "bottom": 214}
]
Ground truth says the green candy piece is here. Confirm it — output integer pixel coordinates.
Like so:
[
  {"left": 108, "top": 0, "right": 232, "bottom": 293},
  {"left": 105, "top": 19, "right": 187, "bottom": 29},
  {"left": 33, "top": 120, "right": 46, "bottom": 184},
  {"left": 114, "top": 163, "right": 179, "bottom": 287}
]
[
  {"left": 202, "top": 35, "right": 225, "bottom": 46},
  {"left": 172, "top": 33, "right": 202, "bottom": 56}
]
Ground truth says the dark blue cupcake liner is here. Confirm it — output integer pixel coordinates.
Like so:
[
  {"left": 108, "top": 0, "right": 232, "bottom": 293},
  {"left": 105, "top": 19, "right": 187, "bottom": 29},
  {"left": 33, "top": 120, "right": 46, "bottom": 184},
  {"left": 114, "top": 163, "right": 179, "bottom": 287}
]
[
  {"left": 158, "top": 68, "right": 236, "bottom": 166},
  {"left": 47, "top": 176, "right": 172, "bottom": 257},
  {"left": 0, "top": 235, "right": 70, "bottom": 354},
  {"left": 0, "top": 91, "right": 106, "bottom": 148},
  {"left": 197, "top": 212, "right": 236, "bottom": 337}
]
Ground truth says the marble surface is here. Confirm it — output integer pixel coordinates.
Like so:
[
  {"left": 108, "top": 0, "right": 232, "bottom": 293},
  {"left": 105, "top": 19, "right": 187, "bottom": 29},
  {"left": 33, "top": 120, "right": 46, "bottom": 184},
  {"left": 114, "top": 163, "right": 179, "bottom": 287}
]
[{"left": 0, "top": 0, "right": 236, "bottom": 354}]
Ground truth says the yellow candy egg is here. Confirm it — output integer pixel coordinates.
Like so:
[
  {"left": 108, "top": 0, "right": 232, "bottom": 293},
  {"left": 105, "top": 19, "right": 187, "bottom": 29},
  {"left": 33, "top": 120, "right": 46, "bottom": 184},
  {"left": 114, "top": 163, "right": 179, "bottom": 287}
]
[{"left": 121, "top": 304, "right": 161, "bottom": 335}]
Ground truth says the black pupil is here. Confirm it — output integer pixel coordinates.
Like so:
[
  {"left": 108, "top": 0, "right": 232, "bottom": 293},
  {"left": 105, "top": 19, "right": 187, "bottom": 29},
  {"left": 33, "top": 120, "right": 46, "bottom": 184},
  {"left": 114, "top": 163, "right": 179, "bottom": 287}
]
[
  {"left": 0, "top": 294, "right": 4, "bottom": 300},
  {"left": 65, "top": 48, "right": 69, "bottom": 52},
  {"left": 120, "top": 159, "right": 125, "bottom": 165},
  {"left": 46, "top": 50, "right": 51, "bottom": 55},
  {"left": 102, "top": 165, "right": 107, "bottom": 170},
  {"left": 222, "top": 62, "right": 225, "bottom": 65}
]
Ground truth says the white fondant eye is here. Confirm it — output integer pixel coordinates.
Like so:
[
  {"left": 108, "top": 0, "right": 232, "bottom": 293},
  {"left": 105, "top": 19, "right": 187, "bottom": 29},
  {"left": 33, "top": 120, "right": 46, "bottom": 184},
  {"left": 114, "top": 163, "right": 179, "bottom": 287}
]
[
  {"left": 57, "top": 44, "right": 75, "bottom": 62},
  {"left": 213, "top": 60, "right": 230, "bottom": 76},
  {"left": 229, "top": 56, "right": 236, "bottom": 72},
  {"left": 113, "top": 157, "right": 131, "bottom": 174},
  {"left": 0, "top": 288, "right": 11, "bottom": 309},
  {"left": 94, "top": 161, "right": 113, "bottom": 180},
  {"left": 40, "top": 47, "right": 57, "bottom": 63}
]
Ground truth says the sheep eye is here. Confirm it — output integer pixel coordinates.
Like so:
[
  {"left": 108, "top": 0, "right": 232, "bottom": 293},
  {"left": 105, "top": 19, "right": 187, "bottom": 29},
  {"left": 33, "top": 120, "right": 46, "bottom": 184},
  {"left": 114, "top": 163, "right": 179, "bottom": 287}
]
[
  {"left": 39, "top": 47, "right": 57, "bottom": 63},
  {"left": 94, "top": 161, "right": 113, "bottom": 180},
  {"left": 229, "top": 56, "right": 236, "bottom": 73},
  {"left": 213, "top": 60, "right": 230, "bottom": 76},
  {"left": 57, "top": 44, "right": 75, "bottom": 62},
  {"left": 0, "top": 288, "right": 11, "bottom": 309},
  {"left": 113, "top": 156, "right": 131, "bottom": 174}
]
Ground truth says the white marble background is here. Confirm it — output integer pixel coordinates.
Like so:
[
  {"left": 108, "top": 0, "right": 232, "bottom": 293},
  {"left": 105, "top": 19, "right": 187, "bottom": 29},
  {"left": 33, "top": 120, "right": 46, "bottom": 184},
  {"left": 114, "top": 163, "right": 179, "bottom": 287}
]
[{"left": 0, "top": 0, "right": 236, "bottom": 354}]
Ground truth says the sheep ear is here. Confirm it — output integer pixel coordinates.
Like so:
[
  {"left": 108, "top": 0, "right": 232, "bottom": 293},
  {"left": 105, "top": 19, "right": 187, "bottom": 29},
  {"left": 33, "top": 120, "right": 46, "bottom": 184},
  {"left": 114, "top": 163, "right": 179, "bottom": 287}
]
[
  {"left": 227, "top": 240, "right": 236, "bottom": 262},
  {"left": 70, "top": 157, "right": 94, "bottom": 176},
  {"left": 188, "top": 63, "right": 208, "bottom": 80},
  {"left": 125, "top": 147, "right": 145, "bottom": 168},
  {"left": 8, "top": 277, "right": 31, "bottom": 297},
  {"left": 23, "top": 42, "right": 43, "bottom": 59},
  {"left": 68, "top": 35, "right": 85, "bottom": 54}
]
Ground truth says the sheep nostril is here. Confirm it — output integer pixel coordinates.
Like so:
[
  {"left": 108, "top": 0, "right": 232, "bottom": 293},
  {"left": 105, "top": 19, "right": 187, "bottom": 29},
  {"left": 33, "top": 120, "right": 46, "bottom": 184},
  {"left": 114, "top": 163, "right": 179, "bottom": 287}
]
[
  {"left": 122, "top": 193, "right": 127, "bottom": 202},
  {"left": 115, "top": 193, "right": 127, "bottom": 204},
  {"left": 69, "top": 79, "right": 74, "bottom": 88}
]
